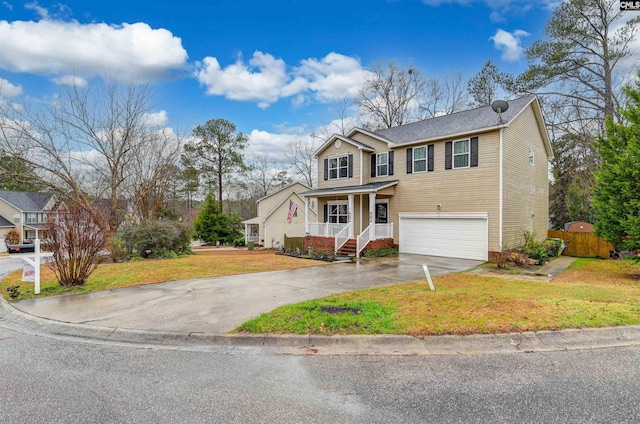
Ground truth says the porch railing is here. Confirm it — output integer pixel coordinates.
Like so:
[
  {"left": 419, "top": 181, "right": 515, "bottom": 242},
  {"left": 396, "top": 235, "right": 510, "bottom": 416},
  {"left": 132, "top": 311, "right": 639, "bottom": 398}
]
[
  {"left": 308, "top": 222, "right": 348, "bottom": 237},
  {"left": 356, "top": 223, "right": 394, "bottom": 258},
  {"left": 374, "top": 223, "right": 393, "bottom": 239},
  {"left": 335, "top": 223, "right": 351, "bottom": 253},
  {"left": 245, "top": 235, "right": 260, "bottom": 244},
  {"left": 356, "top": 224, "right": 373, "bottom": 258}
]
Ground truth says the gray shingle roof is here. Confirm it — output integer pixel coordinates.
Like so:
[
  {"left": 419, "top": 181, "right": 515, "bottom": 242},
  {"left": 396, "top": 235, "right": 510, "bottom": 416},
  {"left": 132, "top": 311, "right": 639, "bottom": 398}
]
[
  {"left": 0, "top": 215, "right": 13, "bottom": 227},
  {"left": 373, "top": 95, "right": 537, "bottom": 145},
  {"left": 0, "top": 190, "right": 55, "bottom": 212}
]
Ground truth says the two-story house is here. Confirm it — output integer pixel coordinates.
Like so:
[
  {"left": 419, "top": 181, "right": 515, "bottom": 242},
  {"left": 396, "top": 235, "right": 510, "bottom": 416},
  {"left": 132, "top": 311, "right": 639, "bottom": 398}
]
[
  {"left": 301, "top": 95, "right": 553, "bottom": 261},
  {"left": 0, "top": 190, "right": 57, "bottom": 252}
]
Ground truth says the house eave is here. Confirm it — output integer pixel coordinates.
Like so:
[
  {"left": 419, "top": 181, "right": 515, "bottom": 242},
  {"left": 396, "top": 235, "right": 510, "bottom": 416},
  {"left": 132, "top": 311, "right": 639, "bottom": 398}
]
[
  {"left": 300, "top": 180, "right": 399, "bottom": 197},
  {"left": 313, "top": 134, "right": 375, "bottom": 158}
]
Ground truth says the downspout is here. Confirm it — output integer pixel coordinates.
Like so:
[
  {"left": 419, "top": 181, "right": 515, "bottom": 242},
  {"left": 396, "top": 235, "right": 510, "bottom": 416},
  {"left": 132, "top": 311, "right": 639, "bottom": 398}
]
[{"left": 499, "top": 127, "right": 504, "bottom": 250}]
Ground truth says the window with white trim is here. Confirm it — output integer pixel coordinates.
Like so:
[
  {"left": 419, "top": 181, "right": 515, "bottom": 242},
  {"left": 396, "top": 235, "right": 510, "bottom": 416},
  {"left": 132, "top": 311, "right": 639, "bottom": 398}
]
[
  {"left": 413, "top": 146, "right": 427, "bottom": 173},
  {"left": 328, "top": 155, "right": 348, "bottom": 179},
  {"left": 13, "top": 213, "right": 20, "bottom": 223},
  {"left": 376, "top": 152, "right": 389, "bottom": 177},
  {"left": 528, "top": 150, "right": 535, "bottom": 166},
  {"left": 328, "top": 203, "right": 348, "bottom": 224},
  {"left": 453, "top": 139, "right": 470, "bottom": 168},
  {"left": 26, "top": 213, "right": 38, "bottom": 224}
]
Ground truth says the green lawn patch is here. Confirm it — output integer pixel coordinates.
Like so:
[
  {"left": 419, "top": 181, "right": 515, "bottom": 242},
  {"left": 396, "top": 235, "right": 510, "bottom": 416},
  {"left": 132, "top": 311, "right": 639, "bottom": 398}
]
[{"left": 236, "top": 299, "right": 397, "bottom": 335}]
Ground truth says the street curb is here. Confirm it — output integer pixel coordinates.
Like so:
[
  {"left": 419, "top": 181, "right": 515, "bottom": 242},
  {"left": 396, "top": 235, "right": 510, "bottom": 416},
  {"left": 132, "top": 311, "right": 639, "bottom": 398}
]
[{"left": 1, "top": 295, "right": 639, "bottom": 355}]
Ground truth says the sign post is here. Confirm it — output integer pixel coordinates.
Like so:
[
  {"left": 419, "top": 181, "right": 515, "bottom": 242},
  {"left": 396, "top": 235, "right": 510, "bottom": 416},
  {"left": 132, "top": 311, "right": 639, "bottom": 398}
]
[
  {"left": 21, "top": 239, "right": 41, "bottom": 295},
  {"left": 422, "top": 263, "right": 435, "bottom": 291}
]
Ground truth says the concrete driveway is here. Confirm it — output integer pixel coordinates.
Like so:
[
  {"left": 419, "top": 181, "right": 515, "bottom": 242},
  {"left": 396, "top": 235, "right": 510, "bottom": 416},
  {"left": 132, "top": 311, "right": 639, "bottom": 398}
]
[{"left": 11, "top": 254, "right": 482, "bottom": 333}]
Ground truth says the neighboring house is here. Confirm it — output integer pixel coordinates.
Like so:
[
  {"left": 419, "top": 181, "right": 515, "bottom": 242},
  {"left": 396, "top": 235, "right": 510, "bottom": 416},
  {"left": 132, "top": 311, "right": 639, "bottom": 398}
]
[
  {"left": 243, "top": 182, "right": 318, "bottom": 248},
  {"left": 301, "top": 95, "right": 553, "bottom": 261},
  {"left": 563, "top": 221, "right": 594, "bottom": 233},
  {"left": 0, "top": 190, "right": 57, "bottom": 252}
]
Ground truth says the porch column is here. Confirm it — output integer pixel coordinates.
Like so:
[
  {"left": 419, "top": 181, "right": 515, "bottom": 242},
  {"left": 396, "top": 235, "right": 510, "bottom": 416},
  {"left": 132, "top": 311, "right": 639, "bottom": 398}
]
[
  {"left": 348, "top": 194, "right": 355, "bottom": 238},
  {"left": 304, "top": 197, "right": 310, "bottom": 234},
  {"left": 369, "top": 193, "right": 376, "bottom": 239},
  {"left": 244, "top": 223, "right": 248, "bottom": 244},
  {"left": 359, "top": 194, "right": 363, "bottom": 234}
]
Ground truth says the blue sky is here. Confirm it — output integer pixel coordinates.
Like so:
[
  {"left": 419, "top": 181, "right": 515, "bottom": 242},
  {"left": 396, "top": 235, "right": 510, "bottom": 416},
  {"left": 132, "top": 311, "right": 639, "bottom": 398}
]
[{"left": 0, "top": 0, "right": 564, "bottom": 158}]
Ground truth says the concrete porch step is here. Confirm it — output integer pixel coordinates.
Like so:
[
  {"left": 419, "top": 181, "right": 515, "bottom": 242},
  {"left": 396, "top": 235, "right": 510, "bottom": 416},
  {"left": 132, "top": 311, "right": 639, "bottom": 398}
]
[{"left": 337, "top": 239, "right": 357, "bottom": 256}]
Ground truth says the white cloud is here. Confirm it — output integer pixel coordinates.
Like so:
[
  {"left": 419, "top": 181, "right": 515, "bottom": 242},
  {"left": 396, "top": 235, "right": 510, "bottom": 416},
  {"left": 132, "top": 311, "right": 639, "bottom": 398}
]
[
  {"left": 2, "top": 2, "right": 13, "bottom": 11},
  {"left": 0, "top": 77, "right": 22, "bottom": 96},
  {"left": 52, "top": 75, "right": 87, "bottom": 87},
  {"left": 0, "top": 20, "right": 188, "bottom": 82},
  {"left": 195, "top": 52, "right": 289, "bottom": 109},
  {"left": 490, "top": 28, "right": 529, "bottom": 61},
  {"left": 195, "top": 51, "right": 371, "bottom": 108},
  {"left": 295, "top": 53, "right": 373, "bottom": 102},
  {"left": 142, "top": 110, "right": 169, "bottom": 127},
  {"left": 247, "top": 129, "right": 305, "bottom": 157},
  {"left": 25, "top": 1, "right": 47, "bottom": 19},
  {"left": 420, "top": 0, "right": 546, "bottom": 22}
]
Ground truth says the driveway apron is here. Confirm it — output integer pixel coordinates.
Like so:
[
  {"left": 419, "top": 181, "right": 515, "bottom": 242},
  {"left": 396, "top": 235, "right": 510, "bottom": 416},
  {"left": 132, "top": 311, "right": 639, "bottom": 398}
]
[{"left": 11, "top": 254, "right": 482, "bottom": 333}]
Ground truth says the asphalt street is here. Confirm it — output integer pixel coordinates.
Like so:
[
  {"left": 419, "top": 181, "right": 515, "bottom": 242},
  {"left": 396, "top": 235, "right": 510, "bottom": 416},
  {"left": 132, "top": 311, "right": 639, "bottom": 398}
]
[{"left": 1, "top": 327, "right": 639, "bottom": 423}]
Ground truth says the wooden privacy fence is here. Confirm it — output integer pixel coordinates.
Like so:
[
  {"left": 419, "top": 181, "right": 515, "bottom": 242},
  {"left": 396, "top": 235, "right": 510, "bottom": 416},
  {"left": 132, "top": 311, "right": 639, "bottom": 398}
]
[
  {"left": 548, "top": 230, "right": 614, "bottom": 258},
  {"left": 284, "top": 235, "right": 305, "bottom": 253}
]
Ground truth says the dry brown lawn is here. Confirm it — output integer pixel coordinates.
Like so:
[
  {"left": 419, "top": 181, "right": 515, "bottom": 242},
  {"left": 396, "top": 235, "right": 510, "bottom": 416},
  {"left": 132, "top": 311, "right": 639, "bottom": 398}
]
[{"left": 1, "top": 249, "right": 325, "bottom": 301}]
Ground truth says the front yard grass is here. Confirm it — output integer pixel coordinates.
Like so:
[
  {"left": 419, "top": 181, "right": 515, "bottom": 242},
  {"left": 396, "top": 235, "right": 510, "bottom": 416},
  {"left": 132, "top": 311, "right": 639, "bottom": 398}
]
[
  {"left": 1, "top": 250, "right": 325, "bottom": 301},
  {"left": 236, "top": 258, "right": 640, "bottom": 336}
]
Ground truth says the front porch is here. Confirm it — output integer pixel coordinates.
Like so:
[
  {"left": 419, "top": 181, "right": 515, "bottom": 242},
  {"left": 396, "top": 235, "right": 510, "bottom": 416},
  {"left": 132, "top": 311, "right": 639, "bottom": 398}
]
[
  {"left": 304, "top": 223, "right": 394, "bottom": 257},
  {"left": 300, "top": 181, "right": 398, "bottom": 257}
]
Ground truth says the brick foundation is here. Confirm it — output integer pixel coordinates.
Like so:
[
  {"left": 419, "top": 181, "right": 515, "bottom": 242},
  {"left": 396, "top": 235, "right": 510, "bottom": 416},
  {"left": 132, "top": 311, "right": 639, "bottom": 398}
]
[
  {"left": 361, "top": 238, "right": 394, "bottom": 254},
  {"left": 304, "top": 236, "right": 395, "bottom": 254},
  {"left": 304, "top": 235, "right": 335, "bottom": 252}
]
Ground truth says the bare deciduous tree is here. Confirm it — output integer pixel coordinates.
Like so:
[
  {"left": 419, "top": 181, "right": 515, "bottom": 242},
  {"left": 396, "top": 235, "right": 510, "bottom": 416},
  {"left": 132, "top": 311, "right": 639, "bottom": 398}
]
[
  {"left": 285, "top": 138, "right": 317, "bottom": 188},
  {"left": 357, "top": 61, "right": 424, "bottom": 130},
  {"left": 129, "top": 129, "right": 183, "bottom": 221},
  {"left": 245, "top": 154, "right": 291, "bottom": 198},
  {"left": 0, "top": 82, "right": 162, "bottom": 233},
  {"left": 44, "top": 203, "right": 109, "bottom": 287},
  {"left": 421, "top": 71, "right": 470, "bottom": 118}
]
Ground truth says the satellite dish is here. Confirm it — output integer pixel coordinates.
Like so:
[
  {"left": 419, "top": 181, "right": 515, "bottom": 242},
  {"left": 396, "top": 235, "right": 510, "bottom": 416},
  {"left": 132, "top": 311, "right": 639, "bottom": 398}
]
[{"left": 491, "top": 100, "right": 509, "bottom": 114}]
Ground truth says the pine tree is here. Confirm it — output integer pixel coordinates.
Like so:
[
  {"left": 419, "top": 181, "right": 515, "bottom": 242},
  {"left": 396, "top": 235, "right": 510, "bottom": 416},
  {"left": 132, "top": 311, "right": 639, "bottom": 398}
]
[
  {"left": 593, "top": 76, "right": 640, "bottom": 255},
  {"left": 193, "top": 194, "right": 243, "bottom": 245}
]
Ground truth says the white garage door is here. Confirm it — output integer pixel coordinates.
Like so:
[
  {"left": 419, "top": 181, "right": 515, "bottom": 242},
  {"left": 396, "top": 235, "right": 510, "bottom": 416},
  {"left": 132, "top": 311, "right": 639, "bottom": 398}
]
[{"left": 399, "top": 213, "right": 488, "bottom": 261}]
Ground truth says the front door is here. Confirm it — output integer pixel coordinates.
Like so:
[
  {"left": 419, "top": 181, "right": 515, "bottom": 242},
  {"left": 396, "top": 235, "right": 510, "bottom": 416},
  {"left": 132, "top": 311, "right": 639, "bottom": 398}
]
[{"left": 375, "top": 203, "right": 388, "bottom": 224}]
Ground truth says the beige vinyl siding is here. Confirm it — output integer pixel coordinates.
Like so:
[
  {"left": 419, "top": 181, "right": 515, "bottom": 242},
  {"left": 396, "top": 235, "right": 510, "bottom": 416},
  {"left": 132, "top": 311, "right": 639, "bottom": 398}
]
[
  {"left": 257, "top": 183, "right": 309, "bottom": 218},
  {"left": 317, "top": 143, "right": 361, "bottom": 189},
  {"left": 502, "top": 105, "right": 550, "bottom": 247},
  {"left": 350, "top": 133, "right": 394, "bottom": 185},
  {"left": 0, "top": 200, "right": 21, "bottom": 243},
  {"left": 263, "top": 194, "right": 313, "bottom": 248},
  {"left": 388, "top": 131, "right": 502, "bottom": 251}
]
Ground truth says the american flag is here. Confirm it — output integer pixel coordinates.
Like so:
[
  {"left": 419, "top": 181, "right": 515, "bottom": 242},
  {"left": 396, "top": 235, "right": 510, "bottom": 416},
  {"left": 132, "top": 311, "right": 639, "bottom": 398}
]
[{"left": 287, "top": 200, "right": 298, "bottom": 223}]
